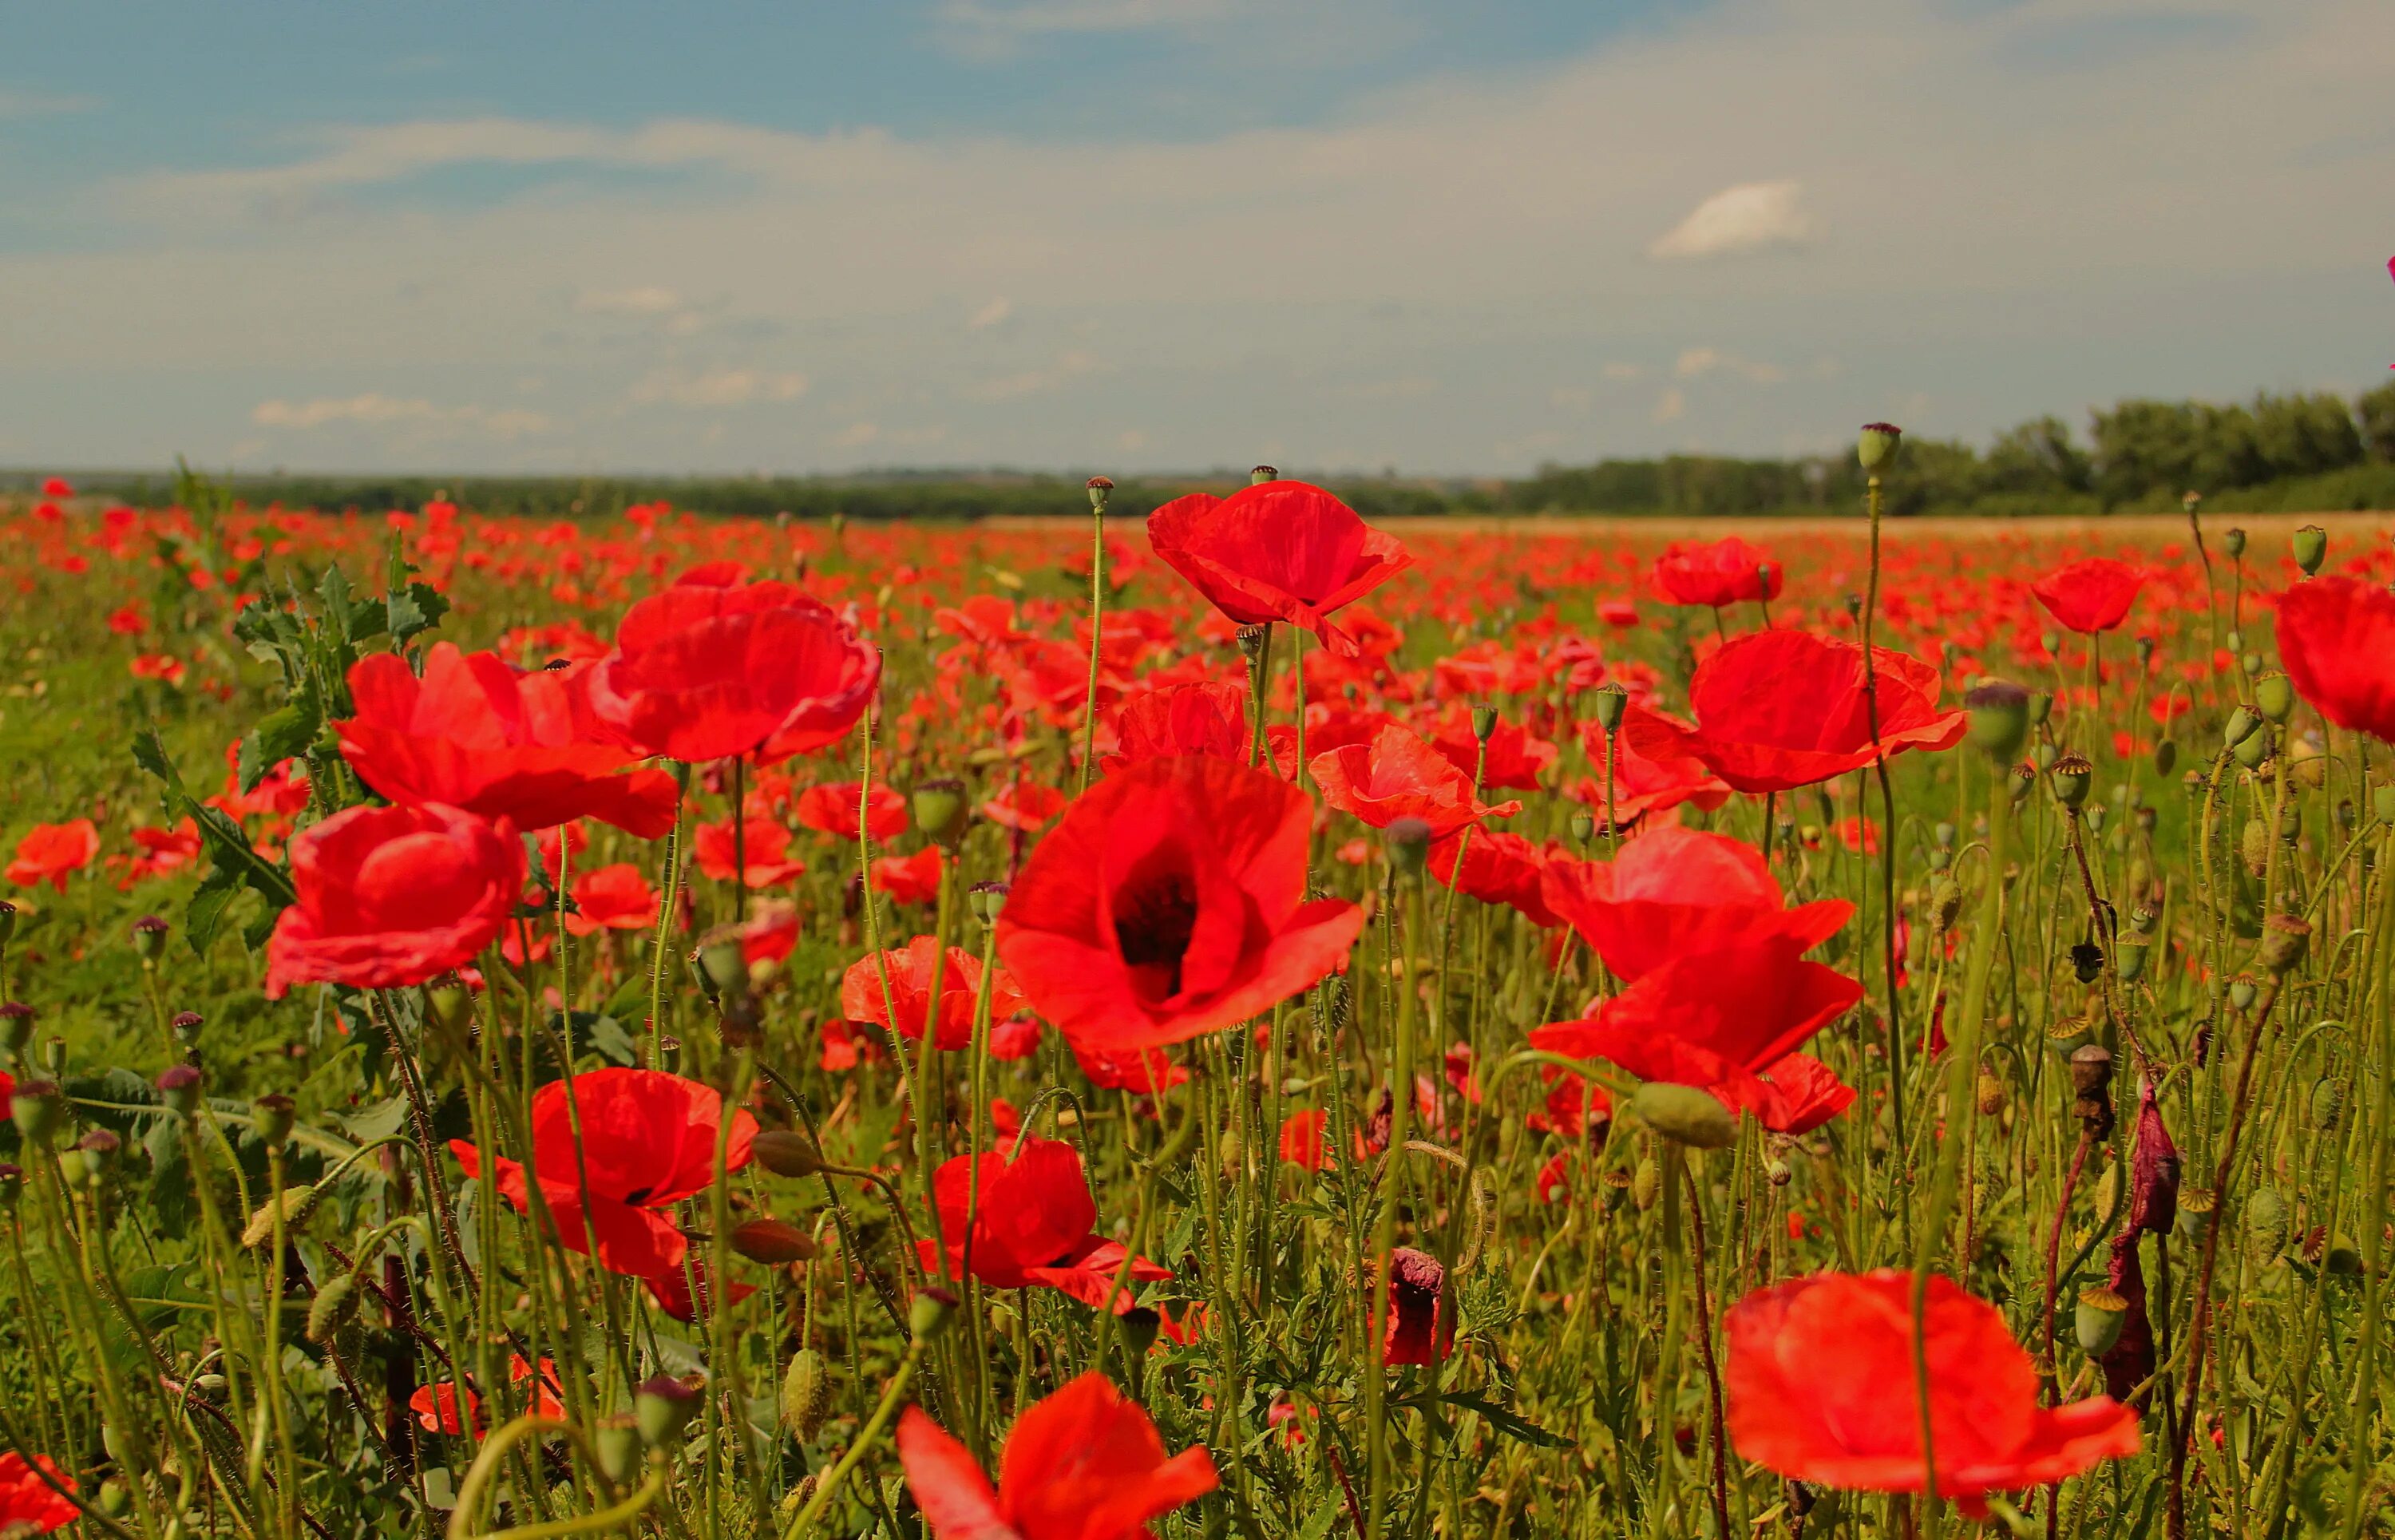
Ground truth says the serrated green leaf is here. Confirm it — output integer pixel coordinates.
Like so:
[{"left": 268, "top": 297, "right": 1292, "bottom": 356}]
[
  {"left": 1439, "top": 1392, "right": 1571, "bottom": 1449},
  {"left": 387, "top": 580, "right": 449, "bottom": 645},
  {"left": 240, "top": 698, "right": 322, "bottom": 790}
]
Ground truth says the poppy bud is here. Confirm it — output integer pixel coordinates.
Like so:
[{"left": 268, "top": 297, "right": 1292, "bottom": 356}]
[
  {"left": 76, "top": 1128, "right": 120, "bottom": 1185},
  {"left": 2259, "top": 914, "right": 2310, "bottom": 975},
  {"left": 10, "top": 1079, "right": 61, "bottom": 1144},
  {"left": 1630, "top": 1156, "right": 1661, "bottom": 1212},
  {"left": 2114, "top": 936, "right": 2148, "bottom": 984},
  {"left": 2252, "top": 671, "right": 2296, "bottom": 725},
  {"left": 969, "top": 881, "right": 1008, "bottom": 926},
  {"left": 252, "top": 1093, "right": 295, "bottom": 1146},
  {"left": 2075, "top": 1286, "right": 2128, "bottom": 1356},
  {"left": 1930, "top": 877, "right": 1962, "bottom": 932},
  {"left": 241, "top": 1184, "right": 315, "bottom": 1247},
  {"left": 2246, "top": 1184, "right": 2289, "bottom": 1253},
  {"left": 157, "top": 1063, "right": 202, "bottom": 1116},
  {"left": 911, "top": 1285, "right": 960, "bottom": 1341},
  {"left": 132, "top": 914, "right": 169, "bottom": 961},
  {"left": 1086, "top": 475, "right": 1114, "bottom": 512},
  {"left": 910, "top": 779, "right": 969, "bottom": 846},
  {"left": 1250, "top": 465, "right": 1278, "bottom": 485},
  {"left": 1384, "top": 818, "right": 1431, "bottom": 875},
  {"left": 2041, "top": 629, "right": 2064, "bottom": 660},
  {"left": 2151, "top": 738, "right": 2176, "bottom": 776},
  {"left": 54, "top": 1148, "right": 87, "bottom": 1191},
  {"left": 2225, "top": 627, "right": 2243, "bottom": 652},
  {"left": 781, "top": 1349, "right": 833, "bottom": 1443},
  {"left": 1975, "top": 1069, "right": 2006, "bottom": 1118},
  {"left": 2239, "top": 818, "right": 2270, "bottom": 878},
  {"left": 635, "top": 1374, "right": 703, "bottom": 1451},
  {"left": 2375, "top": 786, "right": 2395, "bottom": 826},
  {"left": 2241, "top": 651, "right": 2265, "bottom": 679},
  {"left": 2049, "top": 753, "right": 2092, "bottom": 810},
  {"left": 307, "top": 1272, "right": 360, "bottom": 1342},
  {"left": 2223, "top": 525, "right": 2245, "bottom": 557},
  {"left": 2293, "top": 525, "right": 2328, "bottom": 576},
  {"left": 595, "top": 1416, "right": 643, "bottom": 1483},
  {"left": 1471, "top": 703, "right": 1499, "bottom": 742},
  {"left": 2071, "top": 941, "right": 2104, "bottom": 984},
  {"left": 1855, "top": 422, "right": 1902, "bottom": 469},
  {"left": 1590, "top": 683, "right": 1628, "bottom": 733},
  {"left": 0, "top": 1000, "right": 33, "bottom": 1057},
  {"left": 732, "top": 1219, "right": 819, "bottom": 1265},
  {"left": 1964, "top": 680, "right": 2032, "bottom": 761},
  {"left": 2311, "top": 1075, "right": 2345, "bottom": 1131},
  {"left": 753, "top": 1129, "right": 825, "bottom": 1178},
  {"left": 1568, "top": 810, "right": 1596, "bottom": 845},
  {"left": 2228, "top": 976, "right": 2258, "bottom": 1013},
  {"left": 1629, "top": 1082, "right": 1735, "bottom": 1150}
]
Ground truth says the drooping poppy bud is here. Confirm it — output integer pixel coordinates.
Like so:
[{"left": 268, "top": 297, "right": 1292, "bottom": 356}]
[
  {"left": 1382, "top": 1247, "right": 1451, "bottom": 1365},
  {"left": 2126, "top": 1081, "right": 2179, "bottom": 1238}
]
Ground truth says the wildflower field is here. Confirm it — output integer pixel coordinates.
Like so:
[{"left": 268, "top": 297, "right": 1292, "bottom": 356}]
[{"left": 3, "top": 455, "right": 2394, "bottom": 1540}]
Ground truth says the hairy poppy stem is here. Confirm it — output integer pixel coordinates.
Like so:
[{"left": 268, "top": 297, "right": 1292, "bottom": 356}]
[
  {"left": 1365, "top": 869, "right": 1424, "bottom": 1540},
  {"left": 2336, "top": 833, "right": 2395, "bottom": 1540}
]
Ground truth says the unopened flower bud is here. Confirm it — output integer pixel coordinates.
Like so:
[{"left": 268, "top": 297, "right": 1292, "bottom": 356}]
[
  {"left": 781, "top": 1349, "right": 833, "bottom": 1444},
  {"left": 1629, "top": 1156, "right": 1661, "bottom": 1212},
  {"left": 2259, "top": 914, "right": 2310, "bottom": 976},
  {"left": 1856, "top": 422, "right": 1902, "bottom": 469},
  {"left": 910, "top": 779, "right": 968, "bottom": 846},
  {"left": 2311, "top": 1077, "right": 2346, "bottom": 1132},
  {"left": 157, "top": 1063, "right": 202, "bottom": 1116},
  {"left": 1964, "top": 680, "right": 2032, "bottom": 762},
  {"left": 1590, "top": 683, "right": 1628, "bottom": 734},
  {"left": 1471, "top": 703, "right": 1499, "bottom": 742},
  {"left": 2151, "top": 738, "right": 2177, "bottom": 776},
  {"left": 1629, "top": 1081, "right": 1735, "bottom": 1150},
  {"left": 252, "top": 1093, "right": 295, "bottom": 1146},
  {"left": 731, "top": 1219, "right": 819, "bottom": 1265},
  {"left": 594, "top": 1416, "right": 643, "bottom": 1483},
  {"left": 10, "top": 1079, "right": 61, "bottom": 1144},
  {"left": 752, "top": 1130, "right": 825, "bottom": 1179},
  {"left": 2254, "top": 672, "right": 2296, "bottom": 724},
  {"left": 307, "top": 1272, "right": 361, "bottom": 1342}
]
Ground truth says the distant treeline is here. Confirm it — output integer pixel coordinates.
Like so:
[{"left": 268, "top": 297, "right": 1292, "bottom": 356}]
[{"left": 17, "top": 380, "right": 2395, "bottom": 521}]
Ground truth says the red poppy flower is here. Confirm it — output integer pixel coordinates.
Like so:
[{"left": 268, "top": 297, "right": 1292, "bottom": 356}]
[
  {"left": 1102, "top": 680, "right": 1253, "bottom": 774},
  {"left": 586, "top": 571, "right": 880, "bottom": 766},
  {"left": 410, "top": 1382, "right": 479, "bottom": 1435},
  {"left": 2276, "top": 575, "right": 2395, "bottom": 742},
  {"left": 1280, "top": 1109, "right": 1329, "bottom": 1172},
  {"left": 1312, "top": 724, "right": 1522, "bottom": 841},
  {"left": 1539, "top": 824, "right": 1852, "bottom": 982},
  {"left": 1429, "top": 829, "right": 1562, "bottom": 928},
  {"left": 1725, "top": 1270, "right": 2140, "bottom": 1518},
  {"left": 871, "top": 845, "right": 944, "bottom": 904},
  {"left": 793, "top": 781, "right": 909, "bottom": 841},
  {"left": 1628, "top": 630, "right": 1965, "bottom": 794},
  {"left": 981, "top": 779, "right": 1067, "bottom": 833},
  {"left": 841, "top": 936, "right": 1027, "bottom": 1051},
  {"left": 898, "top": 1372, "right": 1217, "bottom": 1540},
  {"left": 6, "top": 819, "right": 99, "bottom": 893},
  {"left": 265, "top": 804, "right": 521, "bottom": 999},
  {"left": 565, "top": 863, "right": 657, "bottom": 935},
  {"left": 338, "top": 644, "right": 678, "bottom": 836},
  {"left": 1571, "top": 705, "right": 1732, "bottom": 826},
  {"left": 693, "top": 815, "right": 806, "bottom": 886},
  {"left": 0, "top": 1452, "right": 75, "bottom": 1535},
  {"left": 1071, "top": 1039, "right": 1189, "bottom": 1095},
  {"left": 1146, "top": 481, "right": 1411, "bottom": 657},
  {"left": 998, "top": 756, "right": 1363, "bottom": 1052},
  {"left": 448, "top": 1067, "right": 757, "bottom": 1278},
  {"left": 918, "top": 1136, "right": 1170, "bottom": 1307},
  {"left": 1383, "top": 1246, "right": 1452, "bottom": 1366},
  {"left": 1651, "top": 537, "right": 1784, "bottom": 609},
  {"left": 109, "top": 817, "right": 201, "bottom": 889},
  {"left": 2030, "top": 558, "right": 2145, "bottom": 635},
  {"left": 645, "top": 1264, "right": 757, "bottom": 1324},
  {"left": 1530, "top": 935, "right": 1861, "bottom": 1118},
  {"left": 1750, "top": 1053, "right": 1856, "bottom": 1134}
]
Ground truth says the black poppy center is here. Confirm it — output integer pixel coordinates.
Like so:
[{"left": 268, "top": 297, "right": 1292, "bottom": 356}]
[{"left": 1114, "top": 854, "right": 1200, "bottom": 1004}]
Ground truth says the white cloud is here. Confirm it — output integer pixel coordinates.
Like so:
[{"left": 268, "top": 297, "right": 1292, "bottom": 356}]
[
  {"left": 960, "top": 349, "right": 1106, "bottom": 402},
  {"left": 1601, "top": 362, "right": 1644, "bottom": 382},
  {"left": 967, "top": 297, "right": 1014, "bottom": 331},
  {"left": 577, "top": 286, "right": 683, "bottom": 315},
  {"left": 832, "top": 421, "right": 880, "bottom": 447},
  {"left": 1649, "top": 180, "right": 1812, "bottom": 260},
  {"left": 1651, "top": 387, "right": 1686, "bottom": 424},
  {"left": 250, "top": 394, "right": 556, "bottom": 439},
  {"left": 630, "top": 367, "right": 809, "bottom": 407},
  {"left": 1550, "top": 386, "right": 1596, "bottom": 410},
  {"left": 1676, "top": 346, "right": 1788, "bottom": 384}
]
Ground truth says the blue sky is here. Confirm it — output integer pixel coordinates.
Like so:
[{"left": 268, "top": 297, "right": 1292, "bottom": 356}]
[{"left": 2, "top": 0, "right": 2389, "bottom": 477}]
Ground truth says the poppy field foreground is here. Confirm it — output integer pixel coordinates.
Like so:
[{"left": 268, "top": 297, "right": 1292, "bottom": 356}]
[{"left": 2, "top": 461, "right": 2393, "bottom": 1540}]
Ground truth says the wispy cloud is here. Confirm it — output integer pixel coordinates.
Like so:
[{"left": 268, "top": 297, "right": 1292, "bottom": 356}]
[
  {"left": 629, "top": 367, "right": 809, "bottom": 407},
  {"left": 577, "top": 286, "right": 683, "bottom": 315},
  {"left": 250, "top": 394, "right": 555, "bottom": 439},
  {"left": 0, "top": 88, "right": 98, "bottom": 119},
  {"left": 1649, "top": 180, "right": 1811, "bottom": 260}
]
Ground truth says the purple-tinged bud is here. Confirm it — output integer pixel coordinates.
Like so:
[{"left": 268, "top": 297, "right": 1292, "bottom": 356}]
[
  {"left": 132, "top": 914, "right": 169, "bottom": 961},
  {"left": 156, "top": 1064, "right": 203, "bottom": 1116},
  {"left": 1856, "top": 422, "right": 1902, "bottom": 469}
]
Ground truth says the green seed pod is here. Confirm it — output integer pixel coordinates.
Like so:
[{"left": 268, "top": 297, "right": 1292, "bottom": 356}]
[
  {"left": 2047, "top": 1015, "right": 2092, "bottom": 1059},
  {"left": 2228, "top": 976, "right": 2258, "bottom": 1012},
  {"left": 2175, "top": 1188, "right": 2217, "bottom": 1241},
  {"left": 2224, "top": 707, "right": 2262, "bottom": 750},
  {"left": 2223, "top": 525, "right": 2247, "bottom": 558},
  {"left": 2374, "top": 786, "right": 2395, "bottom": 826},
  {"left": 1630, "top": 1157, "right": 1661, "bottom": 1213},
  {"left": 10, "top": 1078, "right": 61, "bottom": 1144},
  {"left": 1471, "top": 703, "right": 1499, "bottom": 742},
  {"left": 2259, "top": 914, "right": 2311, "bottom": 976},
  {"left": 1590, "top": 683, "right": 1629, "bottom": 733},
  {"left": 2033, "top": 742, "right": 2060, "bottom": 772},
  {"left": 1630, "top": 1082, "right": 1736, "bottom": 1150},
  {"left": 2027, "top": 691, "right": 2054, "bottom": 726},
  {"left": 307, "top": 1273, "right": 361, "bottom": 1343},
  {"left": 2076, "top": 1287, "right": 2128, "bottom": 1356},
  {"left": 2245, "top": 1184, "right": 2289, "bottom": 1254},
  {"left": 2254, "top": 672, "right": 2296, "bottom": 723},
  {"left": 910, "top": 778, "right": 969, "bottom": 845},
  {"left": 1086, "top": 474, "right": 1114, "bottom": 512},
  {"left": 2114, "top": 936, "right": 2149, "bottom": 984},
  {"left": 2240, "top": 818, "right": 2270, "bottom": 878},
  {"left": 1964, "top": 681, "right": 2032, "bottom": 762},
  {"left": 2151, "top": 738, "right": 2177, "bottom": 776},
  {"left": 1856, "top": 422, "right": 1902, "bottom": 469},
  {"left": 1600, "top": 1166, "right": 1633, "bottom": 1211},
  {"left": 2310, "top": 1076, "right": 2346, "bottom": 1132},
  {"left": 911, "top": 1285, "right": 959, "bottom": 1341},
  {"left": 2292, "top": 525, "right": 2328, "bottom": 576},
  {"left": 781, "top": 1349, "right": 833, "bottom": 1443},
  {"left": 2231, "top": 724, "right": 2270, "bottom": 770},
  {"left": 635, "top": 1375, "right": 703, "bottom": 1451},
  {"left": 594, "top": 1417, "right": 643, "bottom": 1484},
  {"left": 1764, "top": 1156, "right": 1792, "bottom": 1188},
  {"left": 2050, "top": 753, "right": 2093, "bottom": 810},
  {"left": 1116, "top": 1306, "right": 1162, "bottom": 1360}
]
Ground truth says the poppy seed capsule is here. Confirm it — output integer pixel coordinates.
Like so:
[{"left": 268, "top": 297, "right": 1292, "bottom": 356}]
[
  {"left": 1085, "top": 474, "right": 1113, "bottom": 512},
  {"left": 2259, "top": 914, "right": 2310, "bottom": 975},
  {"left": 2075, "top": 1286, "right": 2128, "bottom": 1356},
  {"left": 594, "top": 1417, "right": 643, "bottom": 1485},
  {"left": 2223, "top": 706, "right": 2262, "bottom": 750},
  {"left": 2293, "top": 525, "right": 2328, "bottom": 576},
  {"left": 911, "top": 1285, "right": 960, "bottom": 1341},
  {"left": 2254, "top": 672, "right": 2296, "bottom": 723},
  {"left": 1629, "top": 1082, "right": 1735, "bottom": 1150},
  {"left": 171, "top": 1010, "right": 203, "bottom": 1045},
  {"left": 2374, "top": 786, "right": 2395, "bottom": 826},
  {"left": 0, "top": 1000, "right": 34, "bottom": 1055},
  {"left": 1568, "top": 810, "right": 1597, "bottom": 845},
  {"left": 1250, "top": 465, "right": 1278, "bottom": 485},
  {"left": 77, "top": 1128, "right": 121, "bottom": 1183},
  {"left": 1930, "top": 877, "right": 1962, "bottom": 932},
  {"left": 2223, "top": 525, "right": 2247, "bottom": 557},
  {"left": 1963, "top": 680, "right": 2032, "bottom": 761},
  {"left": 1384, "top": 817, "right": 1432, "bottom": 876},
  {"left": 910, "top": 778, "right": 968, "bottom": 845},
  {"left": 1590, "top": 683, "right": 1628, "bottom": 733},
  {"left": 252, "top": 1093, "right": 295, "bottom": 1146},
  {"left": 132, "top": 914, "right": 169, "bottom": 961},
  {"left": 2049, "top": 754, "right": 2093, "bottom": 810},
  {"left": 156, "top": 1063, "right": 202, "bottom": 1116},
  {"left": 1471, "top": 703, "right": 1499, "bottom": 742},
  {"left": 1116, "top": 1306, "right": 1162, "bottom": 1359},
  {"left": 2228, "top": 976, "right": 2258, "bottom": 1013},
  {"left": 635, "top": 1375, "right": 703, "bottom": 1451},
  {"left": 2114, "top": 936, "right": 2149, "bottom": 984},
  {"left": 10, "top": 1079, "right": 61, "bottom": 1143},
  {"left": 2175, "top": 1187, "right": 2217, "bottom": 1241},
  {"left": 1856, "top": 422, "right": 1902, "bottom": 469},
  {"left": 781, "top": 1348, "right": 833, "bottom": 1443}
]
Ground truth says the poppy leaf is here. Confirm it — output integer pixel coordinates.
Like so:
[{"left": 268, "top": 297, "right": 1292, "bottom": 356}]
[
  {"left": 1439, "top": 1393, "right": 1572, "bottom": 1449},
  {"left": 240, "top": 699, "right": 322, "bottom": 792}
]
